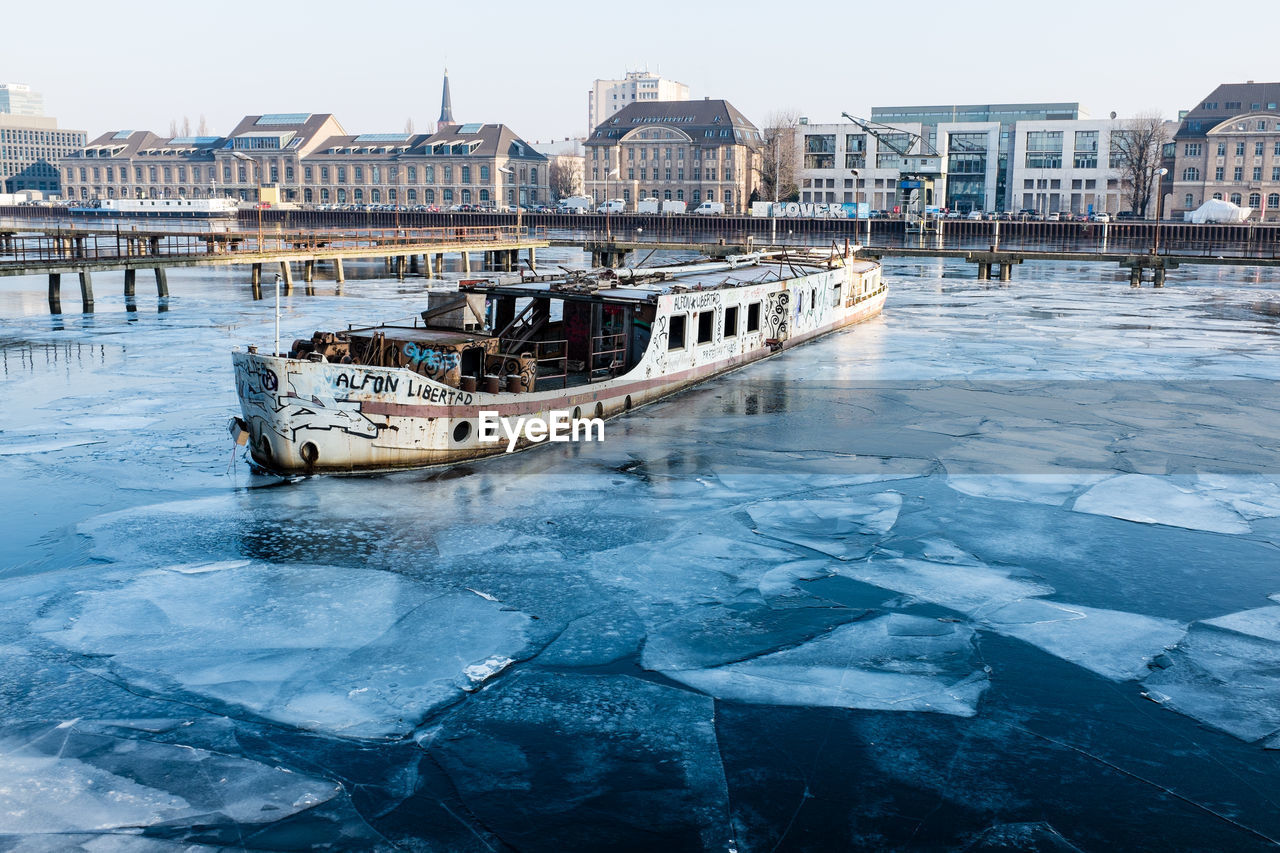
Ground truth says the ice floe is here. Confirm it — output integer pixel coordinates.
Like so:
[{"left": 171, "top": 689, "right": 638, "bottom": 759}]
[
  {"left": 652, "top": 613, "right": 988, "bottom": 716},
  {"left": 1072, "top": 474, "right": 1251, "bottom": 534},
  {"left": 31, "top": 562, "right": 534, "bottom": 739},
  {"left": 746, "top": 493, "right": 902, "bottom": 559}
]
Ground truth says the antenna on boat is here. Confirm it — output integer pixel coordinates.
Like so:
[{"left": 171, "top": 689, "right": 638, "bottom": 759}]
[{"left": 274, "top": 273, "right": 282, "bottom": 357}]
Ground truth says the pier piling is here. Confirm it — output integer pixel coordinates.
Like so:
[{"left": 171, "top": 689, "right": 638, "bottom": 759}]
[
  {"left": 79, "top": 271, "right": 94, "bottom": 312},
  {"left": 154, "top": 267, "right": 169, "bottom": 298},
  {"left": 48, "top": 273, "right": 61, "bottom": 313}
]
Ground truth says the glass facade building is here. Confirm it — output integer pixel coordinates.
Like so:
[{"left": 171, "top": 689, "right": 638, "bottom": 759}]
[{"left": 0, "top": 83, "right": 45, "bottom": 117}]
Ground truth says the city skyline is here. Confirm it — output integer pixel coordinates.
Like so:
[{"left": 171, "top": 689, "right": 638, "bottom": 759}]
[{"left": 6, "top": 0, "right": 1279, "bottom": 139}]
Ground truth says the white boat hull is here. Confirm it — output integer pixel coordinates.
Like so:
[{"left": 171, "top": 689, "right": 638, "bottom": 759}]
[{"left": 232, "top": 261, "right": 884, "bottom": 474}]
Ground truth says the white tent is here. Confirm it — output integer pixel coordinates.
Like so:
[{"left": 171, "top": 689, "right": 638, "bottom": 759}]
[{"left": 1185, "top": 198, "right": 1251, "bottom": 223}]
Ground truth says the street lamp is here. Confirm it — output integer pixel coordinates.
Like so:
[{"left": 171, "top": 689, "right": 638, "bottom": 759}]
[
  {"left": 1153, "top": 166, "right": 1169, "bottom": 253},
  {"left": 231, "top": 150, "right": 263, "bottom": 250},
  {"left": 498, "top": 166, "right": 521, "bottom": 237}
]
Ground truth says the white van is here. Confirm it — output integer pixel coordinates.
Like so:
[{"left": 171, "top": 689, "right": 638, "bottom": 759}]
[
  {"left": 636, "top": 197, "right": 661, "bottom": 214},
  {"left": 693, "top": 201, "right": 725, "bottom": 216},
  {"left": 557, "top": 196, "right": 592, "bottom": 213},
  {"left": 597, "top": 199, "right": 625, "bottom": 214},
  {"left": 661, "top": 200, "right": 687, "bottom": 215}
]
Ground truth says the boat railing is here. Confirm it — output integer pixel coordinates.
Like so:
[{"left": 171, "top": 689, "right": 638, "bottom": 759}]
[
  {"left": 589, "top": 333, "right": 627, "bottom": 381},
  {"left": 497, "top": 337, "right": 569, "bottom": 390}
]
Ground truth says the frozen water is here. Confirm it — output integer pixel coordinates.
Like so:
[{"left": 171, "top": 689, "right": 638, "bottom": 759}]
[
  {"left": 1073, "top": 474, "right": 1251, "bottom": 534},
  {"left": 835, "top": 556, "right": 1054, "bottom": 618},
  {"left": 0, "top": 436, "right": 106, "bottom": 455},
  {"left": 981, "top": 599, "right": 1186, "bottom": 681},
  {"left": 757, "top": 558, "right": 838, "bottom": 602},
  {"left": 0, "top": 724, "right": 339, "bottom": 834},
  {"left": 653, "top": 613, "right": 988, "bottom": 716},
  {"left": 1143, "top": 623, "right": 1280, "bottom": 743},
  {"left": 32, "top": 561, "right": 534, "bottom": 739},
  {"left": 427, "top": 671, "right": 731, "bottom": 850},
  {"left": 746, "top": 492, "right": 902, "bottom": 559},
  {"left": 946, "top": 474, "right": 1110, "bottom": 506},
  {"left": 1202, "top": 605, "right": 1280, "bottom": 644},
  {"left": 1194, "top": 473, "right": 1280, "bottom": 520}
]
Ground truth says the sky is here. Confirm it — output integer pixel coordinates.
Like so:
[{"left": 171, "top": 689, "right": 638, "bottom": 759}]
[{"left": 7, "top": 0, "right": 1279, "bottom": 142}]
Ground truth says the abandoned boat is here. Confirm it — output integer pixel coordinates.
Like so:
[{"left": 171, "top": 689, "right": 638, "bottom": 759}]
[{"left": 231, "top": 247, "right": 885, "bottom": 474}]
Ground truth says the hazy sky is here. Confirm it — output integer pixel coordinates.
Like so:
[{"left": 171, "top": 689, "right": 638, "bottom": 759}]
[{"left": 8, "top": 0, "right": 1278, "bottom": 141}]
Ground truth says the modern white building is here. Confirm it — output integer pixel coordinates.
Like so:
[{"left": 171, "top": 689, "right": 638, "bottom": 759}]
[
  {"left": 0, "top": 83, "right": 44, "bottom": 117},
  {"left": 797, "top": 113, "right": 1157, "bottom": 216},
  {"left": 588, "top": 71, "right": 690, "bottom": 136}
]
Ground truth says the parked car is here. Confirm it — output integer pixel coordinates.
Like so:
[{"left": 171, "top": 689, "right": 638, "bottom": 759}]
[
  {"left": 945, "top": 210, "right": 962, "bottom": 219},
  {"left": 1115, "top": 211, "right": 1137, "bottom": 220},
  {"left": 598, "top": 199, "right": 626, "bottom": 214},
  {"left": 1047, "top": 212, "right": 1061, "bottom": 222},
  {"left": 693, "top": 201, "right": 724, "bottom": 216},
  {"left": 966, "top": 210, "right": 983, "bottom": 221},
  {"left": 1090, "top": 212, "right": 1111, "bottom": 223}
]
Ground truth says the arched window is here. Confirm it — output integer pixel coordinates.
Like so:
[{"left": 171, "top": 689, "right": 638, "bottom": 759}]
[
  {"left": 425, "top": 189, "right": 435, "bottom": 203},
  {"left": 664, "top": 189, "right": 672, "bottom": 200},
  {"left": 1184, "top": 194, "right": 1194, "bottom": 207},
  {"left": 1230, "top": 192, "right": 1243, "bottom": 205},
  {"left": 479, "top": 189, "right": 489, "bottom": 202},
  {"left": 407, "top": 189, "right": 417, "bottom": 203},
  {"left": 461, "top": 189, "right": 471, "bottom": 203},
  {"left": 177, "top": 187, "right": 187, "bottom": 197},
  {"left": 388, "top": 189, "right": 396, "bottom": 203},
  {"left": 692, "top": 190, "right": 701, "bottom": 204},
  {"left": 1213, "top": 192, "right": 1223, "bottom": 200},
  {"left": 304, "top": 188, "right": 313, "bottom": 203},
  {"left": 1182, "top": 167, "right": 1199, "bottom": 181},
  {"left": 677, "top": 189, "right": 684, "bottom": 201},
  {"left": 320, "top": 188, "right": 330, "bottom": 202},
  {"left": 1269, "top": 193, "right": 1280, "bottom": 209},
  {"left": 1249, "top": 192, "right": 1261, "bottom": 208},
  {"left": 707, "top": 190, "right": 715, "bottom": 201},
  {"left": 337, "top": 188, "right": 346, "bottom": 203},
  {"left": 371, "top": 189, "right": 381, "bottom": 202},
  {"left": 354, "top": 189, "right": 364, "bottom": 203},
  {"left": 530, "top": 167, "right": 537, "bottom": 185},
  {"left": 479, "top": 165, "right": 489, "bottom": 182}
]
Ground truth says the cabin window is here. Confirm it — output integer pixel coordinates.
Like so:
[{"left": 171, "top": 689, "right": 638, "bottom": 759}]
[
  {"left": 697, "top": 311, "right": 715, "bottom": 345},
  {"left": 832, "top": 284, "right": 842, "bottom": 307},
  {"left": 668, "top": 315, "right": 686, "bottom": 350},
  {"left": 747, "top": 302, "right": 761, "bottom": 332},
  {"left": 724, "top": 306, "right": 739, "bottom": 338}
]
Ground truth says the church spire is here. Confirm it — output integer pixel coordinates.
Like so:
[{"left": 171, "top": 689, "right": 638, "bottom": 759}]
[{"left": 438, "top": 68, "right": 455, "bottom": 129}]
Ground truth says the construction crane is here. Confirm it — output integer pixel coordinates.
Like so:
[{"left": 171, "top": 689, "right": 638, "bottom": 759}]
[{"left": 841, "top": 112, "right": 943, "bottom": 218}]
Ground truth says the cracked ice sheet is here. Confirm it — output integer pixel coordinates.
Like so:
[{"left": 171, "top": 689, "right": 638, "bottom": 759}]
[
  {"left": 946, "top": 473, "right": 1111, "bottom": 506},
  {"left": 0, "top": 724, "right": 339, "bottom": 835},
  {"left": 834, "top": 557, "right": 1053, "bottom": 619},
  {"left": 1143, "top": 623, "right": 1280, "bottom": 743},
  {"left": 981, "top": 599, "right": 1186, "bottom": 681},
  {"left": 32, "top": 561, "right": 534, "bottom": 740},
  {"left": 425, "top": 672, "right": 730, "bottom": 851},
  {"left": 654, "top": 613, "right": 988, "bottom": 716},
  {"left": 746, "top": 492, "right": 902, "bottom": 560},
  {"left": 1203, "top": 606, "right": 1280, "bottom": 643},
  {"left": 1072, "top": 474, "right": 1251, "bottom": 534}
]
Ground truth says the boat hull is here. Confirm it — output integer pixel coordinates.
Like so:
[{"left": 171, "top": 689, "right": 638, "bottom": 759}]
[{"left": 232, "top": 261, "right": 884, "bottom": 474}]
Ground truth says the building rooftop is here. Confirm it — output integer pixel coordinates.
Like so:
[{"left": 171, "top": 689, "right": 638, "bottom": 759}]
[
  {"left": 588, "top": 99, "right": 762, "bottom": 146},
  {"left": 1175, "top": 81, "right": 1280, "bottom": 138}
]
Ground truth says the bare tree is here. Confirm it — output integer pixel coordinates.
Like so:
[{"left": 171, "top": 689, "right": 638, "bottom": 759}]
[
  {"left": 549, "top": 158, "right": 579, "bottom": 200},
  {"left": 404, "top": 117, "right": 415, "bottom": 135},
  {"left": 758, "top": 109, "right": 801, "bottom": 203},
  {"left": 168, "top": 118, "right": 178, "bottom": 138},
  {"left": 1111, "top": 112, "right": 1171, "bottom": 217},
  {"left": 197, "top": 114, "right": 209, "bottom": 135},
  {"left": 181, "top": 116, "right": 192, "bottom": 137}
]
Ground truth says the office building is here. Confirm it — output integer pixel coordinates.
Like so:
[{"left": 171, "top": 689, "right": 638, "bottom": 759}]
[
  {"left": 588, "top": 72, "right": 690, "bottom": 136},
  {"left": 0, "top": 83, "right": 44, "bottom": 117},
  {"left": 1171, "top": 81, "right": 1280, "bottom": 221},
  {"left": 1, "top": 113, "right": 85, "bottom": 195},
  {"left": 584, "top": 98, "right": 762, "bottom": 214}
]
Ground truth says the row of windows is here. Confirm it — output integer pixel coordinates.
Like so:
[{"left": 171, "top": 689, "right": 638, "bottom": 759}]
[
  {"left": 592, "top": 146, "right": 731, "bottom": 162},
  {"left": 623, "top": 167, "right": 732, "bottom": 181},
  {"left": 666, "top": 303, "right": 762, "bottom": 351},
  {"left": 1189, "top": 165, "right": 1280, "bottom": 182},
  {"left": 66, "top": 163, "right": 538, "bottom": 187},
  {"left": 1196, "top": 191, "right": 1279, "bottom": 207},
  {"left": 73, "top": 185, "right": 541, "bottom": 206}
]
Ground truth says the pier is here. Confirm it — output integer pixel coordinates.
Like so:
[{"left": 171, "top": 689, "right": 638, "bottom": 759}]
[{"left": 0, "top": 223, "right": 548, "bottom": 312}]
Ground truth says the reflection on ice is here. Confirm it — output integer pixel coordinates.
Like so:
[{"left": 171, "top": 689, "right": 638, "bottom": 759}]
[
  {"left": 836, "top": 557, "right": 1053, "bottom": 618},
  {"left": 32, "top": 561, "right": 533, "bottom": 739}
]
